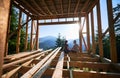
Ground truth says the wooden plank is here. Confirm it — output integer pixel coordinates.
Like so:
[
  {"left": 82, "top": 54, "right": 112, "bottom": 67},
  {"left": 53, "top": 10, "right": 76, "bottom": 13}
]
[
  {"left": 2, "top": 66, "right": 21, "bottom": 78},
  {"left": 30, "top": 20, "right": 34, "bottom": 50},
  {"left": 36, "top": 20, "right": 39, "bottom": 50},
  {"left": 96, "top": 0, "right": 103, "bottom": 57},
  {"left": 70, "top": 57, "right": 100, "bottom": 62},
  {"left": 42, "top": 68, "right": 70, "bottom": 78},
  {"left": 70, "top": 61, "right": 111, "bottom": 72},
  {"left": 32, "top": 48, "right": 61, "bottom": 78},
  {"left": 79, "top": 17, "right": 82, "bottom": 53},
  {"left": 91, "top": 10, "right": 95, "bottom": 54},
  {"left": 52, "top": 52, "right": 64, "bottom": 78},
  {"left": 86, "top": 14, "right": 90, "bottom": 52},
  {"left": 24, "top": 16, "right": 29, "bottom": 51},
  {"left": 106, "top": 0, "right": 117, "bottom": 63},
  {"left": 73, "top": 70, "right": 120, "bottom": 78},
  {"left": 16, "top": 10, "right": 22, "bottom": 53},
  {"left": 4, "top": 49, "right": 42, "bottom": 63},
  {"left": 74, "top": 0, "right": 80, "bottom": 14},
  {"left": 38, "top": 21, "right": 78, "bottom": 25},
  {"left": 21, "top": 48, "right": 61, "bottom": 78},
  {"left": 0, "top": 0, "right": 11, "bottom": 76},
  {"left": 3, "top": 49, "right": 51, "bottom": 69}
]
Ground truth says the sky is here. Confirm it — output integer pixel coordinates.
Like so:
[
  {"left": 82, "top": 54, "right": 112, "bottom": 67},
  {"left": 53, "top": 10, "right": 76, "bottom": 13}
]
[{"left": 39, "top": 0, "right": 120, "bottom": 40}]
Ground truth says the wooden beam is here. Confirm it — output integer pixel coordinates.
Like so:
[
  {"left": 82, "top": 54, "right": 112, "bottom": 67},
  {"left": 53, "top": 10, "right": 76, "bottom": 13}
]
[
  {"left": 30, "top": 0, "right": 47, "bottom": 15},
  {"left": 74, "top": 0, "right": 80, "bottom": 14},
  {"left": 87, "top": 0, "right": 99, "bottom": 13},
  {"left": 21, "top": 47, "right": 61, "bottom": 78},
  {"left": 81, "top": 0, "right": 90, "bottom": 12},
  {"left": 96, "top": 0, "right": 103, "bottom": 57},
  {"left": 3, "top": 49, "right": 50, "bottom": 69},
  {"left": 32, "top": 48, "right": 61, "bottom": 78},
  {"left": 2, "top": 66, "right": 21, "bottom": 78},
  {"left": 9, "top": 18, "right": 32, "bottom": 39},
  {"left": 20, "top": 0, "right": 40, "bottom": 15},
  {"left": 0, "top": 0, "right": 11, "bottom": 76},
  {"left": 4, "top": 1, "right": 12, "bottom": 56},
  {"left": 38, "top": 21, "right": 78, "bottom": 25},
  {"left": 86, "top": 14, "right": 90, "bottom": 52},
  {"left": 70, "top": 61, "right": 111, "bottom": 71},
  {"left": 79, "top": 17, "right": 82, "bottom": 53},
  {"left": 33, "top": 13, "right": 86, "bottom": 20},
  {"left": 30, "top": 20, "right": 34, "bottom": 50},
  {"left": 42, "top": 0, "right": 53, "bottom": 15},
  {"left": 91, "top": 10, "right": 95, "bottom": 54},
  {"left": 51, "top": 0, "right": 58, "bottom": 15},
  {"left": 106, "top": 0, "right": 117, "bottom": 63},
  {"left": 36, "top": 20, "right": 39, "bottom": 50},
  {"left": 16, "top": 10, "right": 22, "bottom": 53},
  {"left": 13, "top": 1, "right": 32, "bottom": 17},
  {"left": 52, "top": 52, "right": 64, "bottom": 78},
  {"left": 73, "top": 70, "right": 120, "bottom": 78},
  {"left": 82, "top": 34, "right": 88, "bottom": 51},
  {"left": 24, "top": 16, "right": 29, "bottom": 51},
  {"left": 68, "top": 0, "right": 71, "bottom": 16},
  {"left": 102, "top": 12, "right": 120, "bottom": 38},
  {"left": 60, "top": 0, "right": 63, "bottom": 14}
]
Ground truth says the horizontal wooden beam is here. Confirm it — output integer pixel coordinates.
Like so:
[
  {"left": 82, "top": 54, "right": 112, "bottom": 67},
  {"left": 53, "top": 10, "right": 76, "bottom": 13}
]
[
  {"left": 73, "top": 70, "right": 120, "bottom": 78},
  {"left": 3, "top": 49, "right": 51, "bottom": 69},
  {"left": 38, "top": 21, "right": 78, "bottom": 25},
  {"left": 32, "top": 13, "right": 86, "bottom": 20}
]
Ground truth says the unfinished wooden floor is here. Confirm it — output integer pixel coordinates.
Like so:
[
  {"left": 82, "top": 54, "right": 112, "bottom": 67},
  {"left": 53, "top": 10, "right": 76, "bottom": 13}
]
[{"left": 2, "top": 47, "right": 120, "bottom": 78}]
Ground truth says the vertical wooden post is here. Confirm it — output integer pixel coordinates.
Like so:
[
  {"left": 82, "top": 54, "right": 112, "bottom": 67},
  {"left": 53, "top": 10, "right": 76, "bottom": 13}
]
[
  {"left": 4, "top": 1, "right": 12, "bottom": 56},
  {"left": 79, "top": 17, "right": 82, "bottom": 53},
  {"left": 86, "top": 14, "right": 90, "bottom": 52},
  {"left": 16, "top": 10, "right": 22, "bottom": 53},
  {"left": 36, "top": 20, "right": 39, "bottom": 50},
  {"left": 30, "top": 20, "right": 34, "bottom": 50},
  {"left": 91, "top": 10, "right": 95, "bottom": 54},
  {"left": 96, "top": 0, "right": 103, "bottom": 57},
  {"left": 24, "top": 16, "right": 29, "bottom": 51},
  {"left": 0, "top": 0, "right": 11, "bottom": 76},
  {"left": 106, "top": 0, "right": 117, "bottom": 63}
]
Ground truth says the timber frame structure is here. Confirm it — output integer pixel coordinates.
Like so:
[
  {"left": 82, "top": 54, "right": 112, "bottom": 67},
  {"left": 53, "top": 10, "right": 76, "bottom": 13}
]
[{"left": 0, "top": 0, "right": 120, "bottom": 78}]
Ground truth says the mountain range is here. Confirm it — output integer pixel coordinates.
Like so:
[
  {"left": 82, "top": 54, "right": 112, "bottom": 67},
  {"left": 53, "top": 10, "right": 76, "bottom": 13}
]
[{"left": 39, "top": 36, "right": 86, "bottom": 50}]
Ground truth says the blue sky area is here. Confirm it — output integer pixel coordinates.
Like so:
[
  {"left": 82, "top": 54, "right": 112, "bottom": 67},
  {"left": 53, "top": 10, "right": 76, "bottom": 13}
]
[{"left": 39, "top": 0, "right": 119, "bottom": 40}]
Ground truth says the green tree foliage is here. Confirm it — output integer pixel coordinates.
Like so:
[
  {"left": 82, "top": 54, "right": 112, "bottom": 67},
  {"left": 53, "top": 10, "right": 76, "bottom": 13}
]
[
  {"left": 113, "top": 4, "right": 120, "bottom": 62},
  {"left": 8, "top": 5, "right": 25, "bottom": 54},
  {"left": 95, "top": 4, "right": 120, "bottom": 62},
  {"left": 55, "top": 33, "right": 66, "bottom": 50}
]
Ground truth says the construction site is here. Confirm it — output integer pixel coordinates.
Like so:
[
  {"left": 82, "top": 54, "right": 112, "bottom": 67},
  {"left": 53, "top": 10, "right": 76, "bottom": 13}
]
[{"left": 0, "top": 0, "right": 120, "bottom": 78}]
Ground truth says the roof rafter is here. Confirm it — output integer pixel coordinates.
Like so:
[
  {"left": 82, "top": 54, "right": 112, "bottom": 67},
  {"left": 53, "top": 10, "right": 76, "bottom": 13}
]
[
  {"left": 68, "top": 0, "right": 71, "bottom": 15},
  {"left": 20, "top": 0, "right": 41, "bottom": 16},
  {"left": 74, "top": 0, "right": 80, "bottom": 14},
  {"left": 81, "top": 0, "right": 90, "bottom": 13},
  {"left": 13, "top": 1, "right": 32, "bottom": 17},
  {"left": 42, "top": 0, "right": 53, "bottom": 15},
  {"left": 30, "top": 0, "right": 47, "bottom": 15},
  {"left": 51, "top": 0, "right": 58, "bottom": 15},
  {"left": 60, "top": 0, "right": 63, "bottom": 14}
]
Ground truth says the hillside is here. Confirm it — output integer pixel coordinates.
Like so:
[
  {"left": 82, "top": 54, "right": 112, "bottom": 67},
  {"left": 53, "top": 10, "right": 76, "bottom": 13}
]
[{"left": 39, "top": 36, "right": 85, "bottom": 50}]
